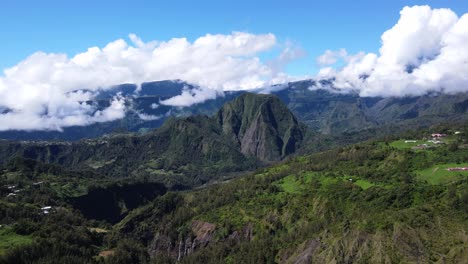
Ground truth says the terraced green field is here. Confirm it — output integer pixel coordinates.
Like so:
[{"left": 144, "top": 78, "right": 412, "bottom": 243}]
[
  {"left": 353, "top": 179, "right": 375, "bottom": 190},
  {"left": 390, "top": 139, "right": 439, "bottom": 149},
  {"left": 416, "top": 163, "right": 468, "bottom": 185},
  {"left": 276, "top": 173, "right": 380, "bottom": 193}
]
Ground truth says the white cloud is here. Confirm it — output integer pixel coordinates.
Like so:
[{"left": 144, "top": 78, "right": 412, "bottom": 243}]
[
  {"left": 0, "top": 32, "right": 294, "bottom": 131},
  {"left": 317, "top": 5, "right": 468, "bottom": 97},
  {"left": 317, "top": 48, "right": 348, "bottom": 66},
  {"left": 136, "top": 112, "right": 162, "bottom": 121},
  {"left": 268, "top": 41, "right": 307, "bottom": 76},
  {"left": 160, "top": 86, "right": 222, "bottom": 107},
  {"left": 0, "top": 95, "right": 126, "bottom": 132}
]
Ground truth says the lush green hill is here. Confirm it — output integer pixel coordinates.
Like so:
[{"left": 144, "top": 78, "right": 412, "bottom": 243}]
[
  {"left": 110, "top": 125, "right": 468, "bottom": 263},
  {"left": 0, "top": 93, "right": 307, "bottom": 188},
  {"left": 0, "top": 124, "right": 466, "bottom": 263},
  {"left": 217, "top": 93, "right": 305, "bottom": 161}
]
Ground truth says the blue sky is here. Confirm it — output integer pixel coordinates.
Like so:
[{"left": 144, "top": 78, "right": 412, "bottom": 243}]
[
  {"left": 1, "top": 1, "right": 468, "bottom": 131},
  {"left": 1, "top": 0, "right": 467, "bottom": 75}
]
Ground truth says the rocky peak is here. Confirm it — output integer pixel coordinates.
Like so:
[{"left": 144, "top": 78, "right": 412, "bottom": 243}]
[{"left": 216, "top": 93, "right": 305, "bottom": 161}]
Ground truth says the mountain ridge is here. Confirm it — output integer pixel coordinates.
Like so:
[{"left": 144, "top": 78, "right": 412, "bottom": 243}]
[
  {"left": 217, "top": 93, "right": 305, "bottom": 161},
  {"left": 0, "top": 79, "right": 466, "bottom": 141},
  {"left": 0, "top": 93, "right": 307, "bottom": 187}
]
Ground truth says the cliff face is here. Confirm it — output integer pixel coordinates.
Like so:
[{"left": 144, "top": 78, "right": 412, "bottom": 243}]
[
  {"left": 147, "top": 220, "right": 254, "bottom": 261},
  {"left": 216, "top": 93, "right": 305, "bottom": 161},
  {"left": 0, "top": 93, "right": 306, "bottom": 188}
]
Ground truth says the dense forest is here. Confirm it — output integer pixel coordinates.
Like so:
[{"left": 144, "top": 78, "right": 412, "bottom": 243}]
[{"left": 0, "top": 123, "right": 466, "bottom": 263}]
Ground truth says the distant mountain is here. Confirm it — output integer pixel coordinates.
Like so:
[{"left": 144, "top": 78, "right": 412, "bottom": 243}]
[
  {"left": 0, "top": 93, "right": 307, "bottom": 187},
  {"left": 271, "top": 80, "right": 468, "bottom": 135},
  {"left": 0, "top": 80, "right": 240, "bottom": 141},
  {"left": 0, "top": 79, "right": 466, "bottom": 141}
]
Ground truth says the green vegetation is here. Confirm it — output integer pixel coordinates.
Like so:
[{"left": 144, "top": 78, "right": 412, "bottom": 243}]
[
  {"left": 353, "top": 179, "right": 375, "bottom": 189},
  {"left": 416, "top": 163, "right": 468, "bottom": 185},
  {"left": 276, "top": 175, "right": 303, "bottom": 194},
  {"left": 109, "top": 124, "right": 468, "bottom": 263},
  {"left": 1, "top": 128, "right": 467, "bottom": 262},
  {"left": 0, "top": 227, "right": 32, "bottom": 255},
  {"left": 0, "top": 93, "right": 308, "bottom": 189},
  {"left": 390, "top": 139, "right": 429, "bottom": 149},
  {"left": 0, "top": 91, "right": 466, "bottom": 263}
]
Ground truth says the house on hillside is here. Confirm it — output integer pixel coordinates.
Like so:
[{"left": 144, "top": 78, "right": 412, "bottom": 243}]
[
  {"left": 447, "top": 167, "right": 468, "bottom": 171},
  {"left": 412, "top": 144, "right": 430, "bottom": 150},
  {"left": 431, "top": 133, "right": 446, "bottom": 139},
  {"left": 405, "top": 140, "right": 417, "bottom": 143},
  {"left": 428, "top": 139, "right": 444, "bottom": 144},
  {"left": 41, "top": 206, "right": 53, "bottom": 214}
]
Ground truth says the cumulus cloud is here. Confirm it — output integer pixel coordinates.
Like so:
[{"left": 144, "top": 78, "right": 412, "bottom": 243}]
[
  {"left": 268, "top": 41, "right": 307, "bottom": 74},
  {"left": 0, "top": 32, "right": 293, "bottom": 131},
  {"left": 0, "top": 95, "right": 126, "bottom": 131},
  {"left": 136, "top": 112, "right": 163, "bottom": 121},
  {"left": 160, "top": 86, "right": 223, "bottom": 107},
  {"left": 317, "top": 5, "right": 468, "bottom": 97},
  {"left": 316, "top": 48, "right": 348, "bottom": 66}
]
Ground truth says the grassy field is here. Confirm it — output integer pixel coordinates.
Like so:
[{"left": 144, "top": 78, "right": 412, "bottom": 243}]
[
  {"left": 390, "top": 140, "right": 435, "bottom": 149},
  {"left": 353, "top": 179, "right": 375, "bottom": 190},
  {"left": 390, "top": 135, "right": 459, "bottom": 150},
  {"left": 0, "top": 227, "right": 33, "bottom": 255},
  {"left": 276, "top": 175, "right": 302, "bottom": 194},
  {"left": 416, "top": 163, "right": 468, "bottom": 185},
  {"left": 276, "top": 173, "right": 379, "bottom": 193}
]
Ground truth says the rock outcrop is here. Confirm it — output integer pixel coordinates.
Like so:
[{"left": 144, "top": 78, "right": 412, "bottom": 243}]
[
  {"left": 148, "top": 221, "right": 255, "bottom": 261},
  {"left": 217, "top": 93, "right": 306, "bottom": 161}
]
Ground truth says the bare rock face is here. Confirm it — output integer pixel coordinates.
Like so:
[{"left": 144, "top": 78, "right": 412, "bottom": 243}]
[
  {"left": 291, "top": 239, "right": 322, "bottom": 264},
  {"left": 149, "top": 221, "right": 255, "bottom": 261},
  {"left": 191, "top": 220, "right": 216, "bottom": 248},
  {"left": 148, "top": 233, "right": 173, "bottom": 257},
  {"left": 217, "top": 93, "right": 306, "bottom": 162},
  {"left": 149, "top": 220, "right": 217, "bottom": 260}
]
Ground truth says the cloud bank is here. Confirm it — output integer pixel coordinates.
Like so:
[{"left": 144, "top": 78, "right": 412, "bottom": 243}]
[
  {"left": 317, "top": 5, "right": 468, "bottom": 97},
  {"left": 160, "top": 86, "right": 223, "bottom": 107},
  {"left": 2, "top": 5, "right": 468, "bottom": 132},
  {"left": 0, "top": 32, "right": 289, "bottom": 131}
]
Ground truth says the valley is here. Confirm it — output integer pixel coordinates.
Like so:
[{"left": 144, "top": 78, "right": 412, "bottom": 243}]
[
  {"left": 0, "top": 91, "right": 466, "bottom": 263},
  {"left": 2, "top": 2, "right": 468, "bottom": 263}
]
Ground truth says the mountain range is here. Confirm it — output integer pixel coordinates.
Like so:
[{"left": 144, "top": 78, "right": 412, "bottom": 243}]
[
  {"left": 0, "top": 89, "right": 467, "bottom": 263},
  {"left": 0, "top": 79, "right": 466, "bottom": 141},
  {"left": 0, "top": 93, "right": 306, "bottom": 188}
]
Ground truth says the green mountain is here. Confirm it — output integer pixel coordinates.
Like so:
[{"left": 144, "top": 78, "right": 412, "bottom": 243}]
[
  {"left": 217, "top": 93, "right": 305, "bottom": 161},
  {"left": 272, "top": 80, "right": 468, "bottom": 135},
  {"left": 0, "top": 80, "right": 240, "bottom": 141},
  {"left": 0, "top": 122, "right": 466, "bottom": 263},
  {"left": 112, "top": 125, "right": 468, "bottom": 263},
  {"left": 1, "top": 79, "right": 466, "bottom": 142},
  {"left": 0, "top": 93, "right": 307, "bottom": 187},
  {"left": 0, "top": 90, "right": 467, "bottom": 263}
]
